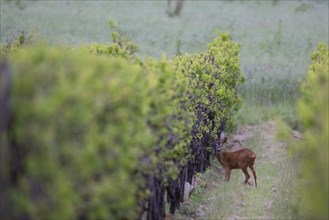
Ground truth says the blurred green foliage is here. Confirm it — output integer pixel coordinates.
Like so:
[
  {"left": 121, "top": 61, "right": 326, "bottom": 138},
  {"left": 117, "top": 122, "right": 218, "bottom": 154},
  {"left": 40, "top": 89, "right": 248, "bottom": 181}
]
[
  {"left": 1, "top": 47, "right": 156, "bottom": 219},
  {"left": 89, "top": 20, "right": 138, "bottom": 60},
  {"left": 295, "top": 43, "right": 328, "bottom": 219},
  {"left": 0, "top": 31, "right": 242, "bottom": 219},
  {"left": 0, "top": 30, "right": 34, "bottom": 55}
]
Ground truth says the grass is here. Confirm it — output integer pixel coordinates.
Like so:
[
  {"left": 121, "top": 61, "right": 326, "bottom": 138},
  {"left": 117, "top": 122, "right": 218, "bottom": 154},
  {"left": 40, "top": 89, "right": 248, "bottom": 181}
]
[
  {"left": 234, "top": 101, "right": 301, "bottom": 130},
  {"left": 270, "top": 155, "right": 299, "bottom": 219}
]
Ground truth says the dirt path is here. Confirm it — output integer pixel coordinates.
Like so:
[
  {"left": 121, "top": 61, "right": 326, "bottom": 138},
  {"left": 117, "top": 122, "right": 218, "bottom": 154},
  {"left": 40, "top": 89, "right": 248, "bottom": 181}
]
[
  {"left": 177, "top": 121, "right": 299, "bottom": 220},
  {"left": 225, "top": 121, "right": 281, "bottom": 220}
]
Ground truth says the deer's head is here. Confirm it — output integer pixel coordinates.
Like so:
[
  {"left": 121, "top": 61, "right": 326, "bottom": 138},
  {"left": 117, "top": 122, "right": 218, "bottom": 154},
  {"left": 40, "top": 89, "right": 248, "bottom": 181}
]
[{"left": 216, "top": 136, "right": 227, "bottom": 153}]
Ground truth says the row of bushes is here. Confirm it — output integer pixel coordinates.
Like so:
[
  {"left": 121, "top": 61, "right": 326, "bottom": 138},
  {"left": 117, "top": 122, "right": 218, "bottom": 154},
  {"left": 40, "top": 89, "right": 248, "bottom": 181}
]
[
  {"left": 0, "top": 31, "right": 243, "bottom": 219},
  {"left": 295, "top": 43, "right": 328, "bottom": 219}
]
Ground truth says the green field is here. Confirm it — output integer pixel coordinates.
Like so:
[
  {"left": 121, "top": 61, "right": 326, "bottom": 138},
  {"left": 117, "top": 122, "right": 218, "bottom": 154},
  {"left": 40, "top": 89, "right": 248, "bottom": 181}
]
[
  {"left": 1, "top": 0, "right": 328, "bottom": 124},
  {"left": 1, "top": 1, "right": 328, "bottom": 219}
]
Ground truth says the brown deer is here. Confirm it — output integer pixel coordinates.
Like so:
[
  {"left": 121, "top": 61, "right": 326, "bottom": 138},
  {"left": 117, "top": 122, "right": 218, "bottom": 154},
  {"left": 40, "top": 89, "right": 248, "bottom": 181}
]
[{"left": 215, "top": 137, "right": 257, "bottom": 187}]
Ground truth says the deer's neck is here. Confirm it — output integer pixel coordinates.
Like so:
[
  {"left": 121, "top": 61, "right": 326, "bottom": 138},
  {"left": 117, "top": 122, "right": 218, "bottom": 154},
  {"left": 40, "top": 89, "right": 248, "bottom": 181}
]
[{"left": 216, "top": 151, "right": 223, "bottom": 159}]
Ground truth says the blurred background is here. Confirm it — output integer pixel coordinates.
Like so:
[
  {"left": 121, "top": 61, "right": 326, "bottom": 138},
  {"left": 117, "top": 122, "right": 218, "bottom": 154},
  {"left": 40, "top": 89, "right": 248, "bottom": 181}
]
[{"left": 1, "top": 0, "right": 328, "bottom": 126}]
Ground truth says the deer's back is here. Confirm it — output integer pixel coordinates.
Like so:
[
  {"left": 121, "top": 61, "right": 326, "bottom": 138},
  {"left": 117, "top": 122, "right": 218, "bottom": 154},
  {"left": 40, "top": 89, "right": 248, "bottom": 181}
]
[{"left": 220, "top": 148, "right": 256, "bottom": 169}]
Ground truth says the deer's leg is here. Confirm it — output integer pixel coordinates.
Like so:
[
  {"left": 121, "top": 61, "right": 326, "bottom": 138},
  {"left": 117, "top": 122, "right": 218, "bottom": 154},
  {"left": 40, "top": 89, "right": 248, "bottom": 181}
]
[
  {"left": 225, "top": 168, "right": 231, "bottom": 181},
  {"left": 242, "top": 167, "right": 250, "bottom": 184},
  {"left": 249, "top": 165, "right": 257, "bottom": 188}
]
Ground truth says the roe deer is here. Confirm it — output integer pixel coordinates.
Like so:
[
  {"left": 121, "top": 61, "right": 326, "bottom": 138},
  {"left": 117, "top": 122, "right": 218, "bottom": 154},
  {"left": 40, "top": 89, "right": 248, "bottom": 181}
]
[{"left": 215, "top": 137, "right": 257, "bottom": 187}]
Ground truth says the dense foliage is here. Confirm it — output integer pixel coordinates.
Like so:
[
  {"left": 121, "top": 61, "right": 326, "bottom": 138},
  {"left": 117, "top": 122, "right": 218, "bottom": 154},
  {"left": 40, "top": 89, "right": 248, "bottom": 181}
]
[
  {"left": 0, "top": 33, "right": 242, "bottom": 219},
  {"left": 1, "top": 47, "right": 157, "bottom": 219},
  {"left": 296, "top": 43, "right": 328, "bottom": 219}
]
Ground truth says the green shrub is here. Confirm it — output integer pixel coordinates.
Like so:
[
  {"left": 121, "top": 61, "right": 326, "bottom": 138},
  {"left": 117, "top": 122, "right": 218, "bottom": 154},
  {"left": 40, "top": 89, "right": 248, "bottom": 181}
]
[
  {"left": 0, "top": 46, "right": 193, "bottom": 219},
  {"left": 295, "top": 43, "right": 328, "bottom": 219},
  {"left": 174, "top": 33, "right": 243, "bottom": 135},
  {"left": 88, "top": 19, "right": 138, "bottom": 59},
  {"left": 1, "top": 47, "right": 155, "bottom": 219},
  {"left": 1, "top": 33, "right": 242, "bottom": 219}
]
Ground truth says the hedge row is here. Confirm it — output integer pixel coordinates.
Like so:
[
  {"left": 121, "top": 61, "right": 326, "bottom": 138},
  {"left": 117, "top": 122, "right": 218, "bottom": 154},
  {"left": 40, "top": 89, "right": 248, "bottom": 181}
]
[
  {"left": 0, "top": 33, "right": 242, "bottom": 219},
  {"left": 296, "top": 43, "right": 328, "bottom": 219}
]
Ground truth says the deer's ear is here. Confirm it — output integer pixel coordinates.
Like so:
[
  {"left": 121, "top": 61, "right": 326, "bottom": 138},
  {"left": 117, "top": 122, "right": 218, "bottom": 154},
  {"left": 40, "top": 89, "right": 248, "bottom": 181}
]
[{"left": 222, "top": 136, "right": 227, "bottom": 144}]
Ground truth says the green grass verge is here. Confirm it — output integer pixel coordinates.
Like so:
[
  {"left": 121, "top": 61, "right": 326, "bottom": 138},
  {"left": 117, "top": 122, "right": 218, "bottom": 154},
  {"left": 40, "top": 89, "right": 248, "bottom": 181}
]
[{"left": 234, "top": 101, "right": 301, "bottom": 130}]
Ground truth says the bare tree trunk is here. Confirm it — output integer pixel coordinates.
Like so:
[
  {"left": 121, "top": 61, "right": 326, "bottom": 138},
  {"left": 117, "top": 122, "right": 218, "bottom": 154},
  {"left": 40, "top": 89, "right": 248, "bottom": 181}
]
[
  {"left": 167, "top": 0, "right": 184, "bottom": 16},
  {"left": 0, "top": 59, "right": 11, "bottom": 133},
  {"left": 174, "top": 0, "right": 184, "bottom": 16}
]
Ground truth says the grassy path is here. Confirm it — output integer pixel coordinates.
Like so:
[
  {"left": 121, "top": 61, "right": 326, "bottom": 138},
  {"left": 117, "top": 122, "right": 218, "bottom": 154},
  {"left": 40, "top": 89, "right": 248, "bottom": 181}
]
[{"left": 177, "top": 121, "right": 299, "bottom": 220}]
